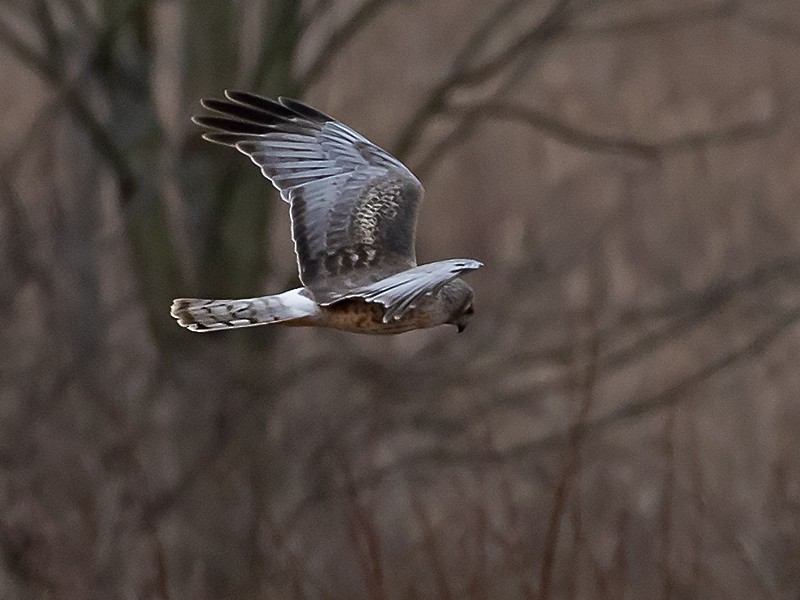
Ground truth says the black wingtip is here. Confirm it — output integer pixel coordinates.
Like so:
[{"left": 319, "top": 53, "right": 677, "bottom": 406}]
[
  {"left": 278, "top": 97, "right": 334, "bottom": 122},
  {"left": 224, "top": 90, "right": 300, "bottom": 120},
  {"left": 194, "top": 91, "right": 334, "bottom": 135},
  {"left": 193, "top": 115, "right": 274, "bottom": 135}
]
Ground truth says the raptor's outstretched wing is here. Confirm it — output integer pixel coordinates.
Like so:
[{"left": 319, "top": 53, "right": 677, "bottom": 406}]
[
  {"left": 322, "top": 259, "right": 483, "bottom": 322},
  {"left": 194, "top": 92, "right": 424, "bottom": 302}
]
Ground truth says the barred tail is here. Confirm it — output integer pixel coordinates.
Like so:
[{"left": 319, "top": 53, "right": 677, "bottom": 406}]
[{"left": 170, "top": 288, "right": 319, "bottom": 332}]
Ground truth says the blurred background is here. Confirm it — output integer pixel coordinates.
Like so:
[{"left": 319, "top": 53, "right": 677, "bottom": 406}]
[{"left": 2, "top": 0, "right": 800, "bottom": 598}]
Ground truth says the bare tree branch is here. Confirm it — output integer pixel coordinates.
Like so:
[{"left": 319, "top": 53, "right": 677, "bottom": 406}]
[
  {"left": 570, "top": 1, "right": 738, "bottom": 37},
  {"left": 443, "top": 100, "right": 781, "bottom": 158},
  {"left": 409, "top": 52, "right": 541, "bottom": 177},
  {"left": 141, "top": 352, "right": 334, "bottom": 522},
  {"left": 298, "top": 0, "right": 398, "bottom": 91},
  {"left": 394, "top": 0, "right": 745, "bottom": 168},
  {"left": 394, "top": 0, "right": 574, "bottom": 159},
  {"left": 283, "top": 252, "right": 800, "bottom": 518},
  {"left": 0, "top": 12, "right": 55, "bottom": 79},
  {"left": 499, "top": 303, "right": 800, "bottom": 463},
  {"left": 0, "top": 5, "right": 146, "bottom": 200}
]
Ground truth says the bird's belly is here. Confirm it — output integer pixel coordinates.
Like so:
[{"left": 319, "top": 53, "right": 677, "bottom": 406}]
[{"left": 319, "top": 300, "right": 430, "bottom": 335}]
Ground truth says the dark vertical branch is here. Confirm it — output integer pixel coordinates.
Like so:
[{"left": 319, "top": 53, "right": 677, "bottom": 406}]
[
  {"left": 183, "top": 0, "right": 237, "bottom": 97},
  {"left": 153, "top": 527, "right": 172, "bottom": 600},
  {"left": 100, "top": 3, "right": 187, "bottom": 347},
  {"left": 659, "top": 407, "right": 677, "bottom": 600},
  {"left": 342, "top": 461, "right": 386, "bottom": 600},
  {"left": 253, "top": 0, "right": 302, "bottom": 94},
  {"left": 537, "top": 310, "right": 600, "bottom": 599},
  {"left": 687, "top": 407, "right": 704, "bottom": 592},
  {"left": 126, "top": 188, "right": 187, "bottom": 345},
  {"left": 410, "top": 494, "right": 452, "bottom": 600},
  {"left": 539, "top": 253, "right": 604, "bottom": 599},
  {"left": 495, "top": 461, "right": 536, "bottom": 600}
]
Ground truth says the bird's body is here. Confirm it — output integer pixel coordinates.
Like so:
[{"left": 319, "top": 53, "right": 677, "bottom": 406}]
[
  {"left": 171, "top": 92, "right": 481, "bottom": 335},
  {"left": 173, "top": 286, "right": 456, "bottom": 335}
]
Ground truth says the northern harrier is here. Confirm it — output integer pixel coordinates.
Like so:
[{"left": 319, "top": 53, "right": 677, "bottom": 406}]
[{"left": 171, "top": 92, "right": 482, "bottom": 334}]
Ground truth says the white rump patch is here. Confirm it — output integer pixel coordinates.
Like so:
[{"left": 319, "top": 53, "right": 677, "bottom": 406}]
[{"left": 274, "top": 288, "right": 320, "bottom": 318}]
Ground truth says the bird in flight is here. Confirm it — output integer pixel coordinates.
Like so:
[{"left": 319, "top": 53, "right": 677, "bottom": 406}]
[{"left": 171, "top": 92, "right": 482, "bottom": 334}]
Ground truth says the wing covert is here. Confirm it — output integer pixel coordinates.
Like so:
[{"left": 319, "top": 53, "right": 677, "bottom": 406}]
[{"left": 322, "top": 259, "right": 483, "bottom": 322}]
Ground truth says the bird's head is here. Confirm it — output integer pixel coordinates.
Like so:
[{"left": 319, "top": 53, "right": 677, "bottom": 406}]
[{"left": 444, "top": 279, "right": 476, "bottom": 333}]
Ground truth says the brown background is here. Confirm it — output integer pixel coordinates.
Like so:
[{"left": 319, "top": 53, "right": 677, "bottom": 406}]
[{"left": 1, "top": 0, "right": 799, "bottom": 598}]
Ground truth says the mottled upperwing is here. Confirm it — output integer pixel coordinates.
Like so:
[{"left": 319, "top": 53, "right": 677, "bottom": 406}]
[{"left": 193, "top": 92, "right": 424, "bottom": 302}]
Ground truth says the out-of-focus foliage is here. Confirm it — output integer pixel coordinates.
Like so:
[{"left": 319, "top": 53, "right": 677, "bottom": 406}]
[{"left": 1, "top": 0, "right": 799, "bottom": 598}]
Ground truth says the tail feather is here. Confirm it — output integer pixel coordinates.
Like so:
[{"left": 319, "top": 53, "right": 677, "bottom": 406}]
[{"left": 170, "top": 288, "right": 318, "bottom": 332}]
